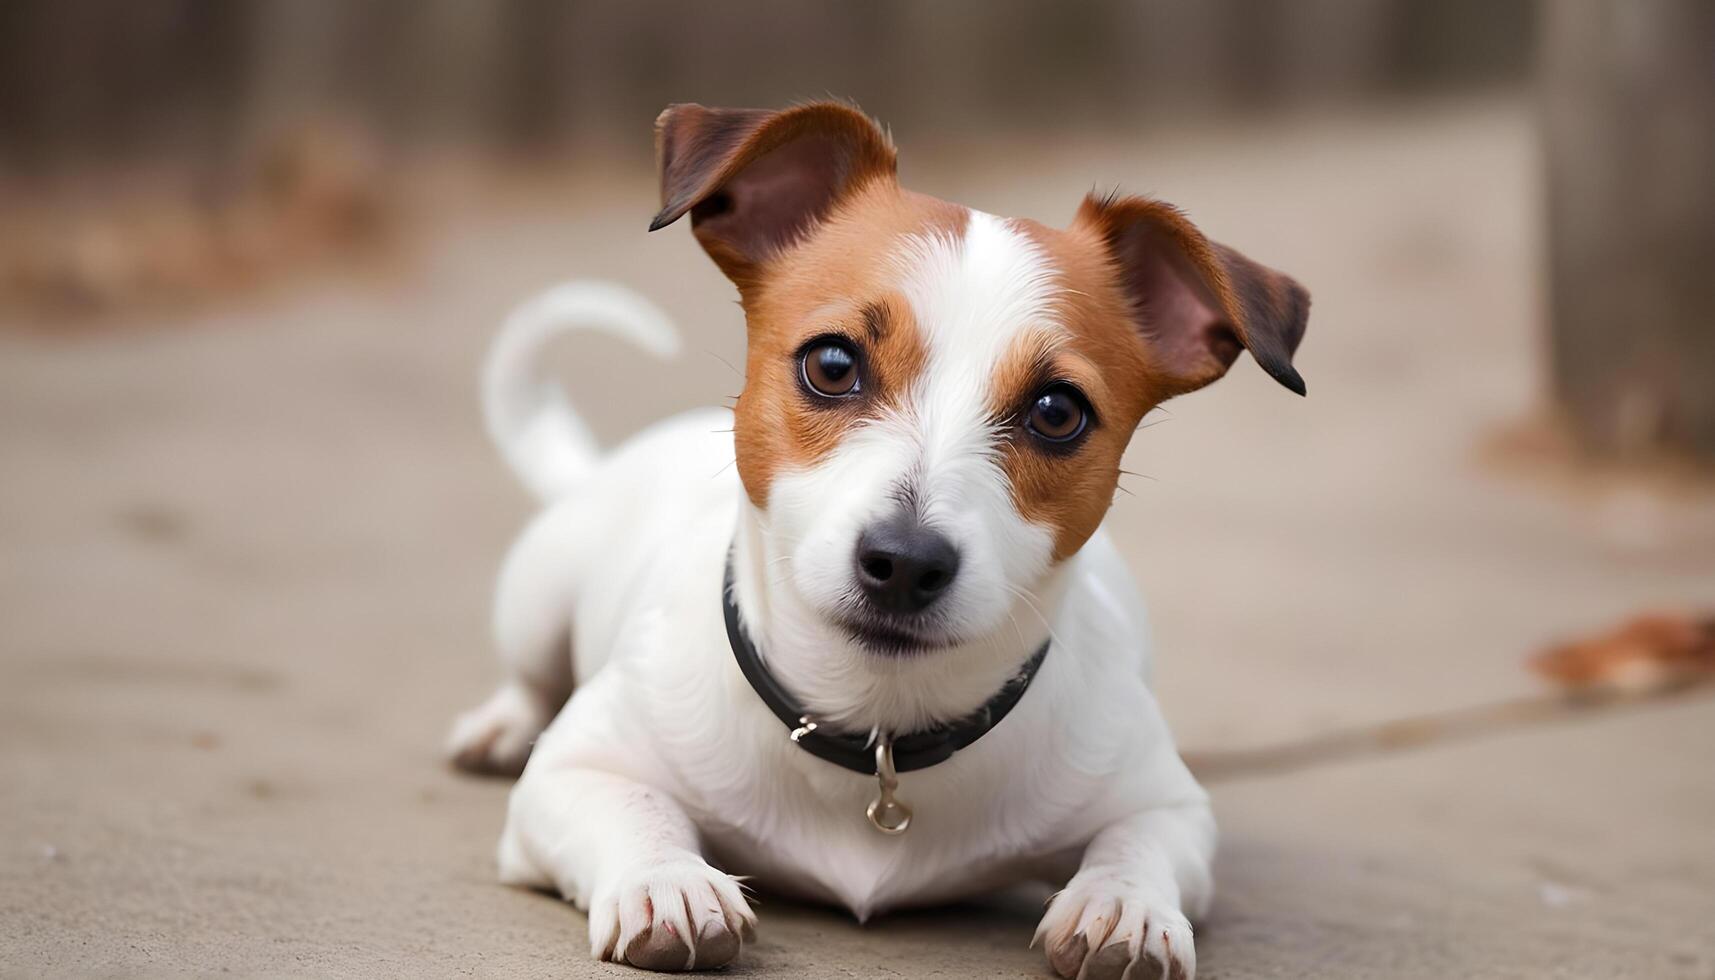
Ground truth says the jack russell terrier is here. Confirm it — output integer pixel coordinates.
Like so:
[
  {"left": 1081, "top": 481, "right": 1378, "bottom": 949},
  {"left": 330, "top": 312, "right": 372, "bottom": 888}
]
[{"left": 447, "top": 101, "right": 1309, "bottom": 978}]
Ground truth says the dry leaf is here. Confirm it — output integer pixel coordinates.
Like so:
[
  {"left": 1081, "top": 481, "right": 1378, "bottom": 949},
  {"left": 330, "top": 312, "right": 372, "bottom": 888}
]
[{"left": 1531, "top": 612, "right": 1715, "bottom": 697}]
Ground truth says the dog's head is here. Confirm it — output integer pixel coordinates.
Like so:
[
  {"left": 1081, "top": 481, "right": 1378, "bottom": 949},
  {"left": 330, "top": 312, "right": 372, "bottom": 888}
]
[{"left": 652, "top": 102, "right": 1308, "bottom": 657}]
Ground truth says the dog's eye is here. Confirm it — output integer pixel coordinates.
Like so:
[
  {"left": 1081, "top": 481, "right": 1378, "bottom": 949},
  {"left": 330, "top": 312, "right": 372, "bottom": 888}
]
[
  {"left": 802, "top": 340, "right": 860, "bottom": 397},
  {"left": 1025, "top": 384, "right": 1089, "bottom": 443}
]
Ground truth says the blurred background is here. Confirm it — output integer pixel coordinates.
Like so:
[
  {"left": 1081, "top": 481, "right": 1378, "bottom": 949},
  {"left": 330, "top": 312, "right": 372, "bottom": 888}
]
[
  {"left": 3, "top": 2, "right": 1712, "bottom": 977},
  {"left": 3, "top": 0, "right": 1711, "bottom": 462}
]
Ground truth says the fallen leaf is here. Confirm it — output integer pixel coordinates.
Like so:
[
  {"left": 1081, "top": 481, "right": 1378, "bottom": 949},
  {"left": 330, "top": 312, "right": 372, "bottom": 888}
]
[{"left": 1531, "top": 612, "right": 1715, "bottom": 697}]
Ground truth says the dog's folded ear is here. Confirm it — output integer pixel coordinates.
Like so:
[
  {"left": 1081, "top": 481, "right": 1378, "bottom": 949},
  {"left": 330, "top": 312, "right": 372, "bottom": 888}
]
[
  {"left": 650, "top": 102, "right": 897, "bottom": 287},
  {"left": 1077, "top": 193, "right": 1310, "bottom": 398}
]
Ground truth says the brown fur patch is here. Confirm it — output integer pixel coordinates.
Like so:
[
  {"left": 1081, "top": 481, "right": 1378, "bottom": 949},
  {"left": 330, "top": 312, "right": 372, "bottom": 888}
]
[
  {"left": 999, "top": 218, "right": 1161, "bottom": 560},
  {"left": 732, "top": 183, "right": 966, "bottom": 507}
]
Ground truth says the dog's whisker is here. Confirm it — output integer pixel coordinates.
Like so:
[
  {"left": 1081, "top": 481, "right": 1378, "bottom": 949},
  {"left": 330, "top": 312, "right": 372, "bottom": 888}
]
[
  {"left": 1004, "top": 607, "right": 1029, "bottom": 653},
  {"left": 705, "top": 349, "right": 746, "bottom": 380},
  {"left": 1005, "top": 584, "right": 1064, "bottom": 650}
]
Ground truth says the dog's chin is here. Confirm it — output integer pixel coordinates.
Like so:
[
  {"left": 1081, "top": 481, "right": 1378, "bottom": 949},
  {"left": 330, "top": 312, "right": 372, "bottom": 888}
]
[{"left": 832, "top": 612, "right": 961, "bottom": 658}]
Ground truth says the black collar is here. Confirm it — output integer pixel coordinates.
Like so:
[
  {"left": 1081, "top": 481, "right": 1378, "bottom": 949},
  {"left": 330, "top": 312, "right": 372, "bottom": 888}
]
[{"left": 723, "top": 555, "right": 1049, "bottom": 776}]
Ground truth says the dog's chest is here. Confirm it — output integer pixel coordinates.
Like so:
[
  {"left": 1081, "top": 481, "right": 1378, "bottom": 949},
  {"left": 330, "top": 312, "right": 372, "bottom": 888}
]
[
  {"left": 696, "top": 768, "right": 1042, "bottom": 919},
  {"left": 674, "top": 701, "right": 1107, "bottom": 920}
]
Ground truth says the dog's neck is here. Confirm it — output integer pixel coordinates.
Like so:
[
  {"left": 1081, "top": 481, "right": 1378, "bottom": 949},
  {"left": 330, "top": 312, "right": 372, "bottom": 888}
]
[{"left": 730, "top": 505, "right": 1060, "bottom": 737}]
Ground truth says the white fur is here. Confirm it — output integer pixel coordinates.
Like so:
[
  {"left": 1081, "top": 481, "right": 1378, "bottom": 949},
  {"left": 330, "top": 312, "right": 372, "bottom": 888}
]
[{"left": 451, "top": 219, "right": 1215, "bottom": 978}]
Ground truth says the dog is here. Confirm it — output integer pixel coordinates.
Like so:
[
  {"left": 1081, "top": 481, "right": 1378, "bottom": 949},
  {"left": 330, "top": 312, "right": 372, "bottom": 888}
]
[{"left": 447, "top": 101, "right": 1309, "bottom": 978}]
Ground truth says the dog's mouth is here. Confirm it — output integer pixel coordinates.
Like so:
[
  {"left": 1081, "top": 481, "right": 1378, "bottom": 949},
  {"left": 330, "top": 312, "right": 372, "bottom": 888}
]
[{"left": 833, "top": 611, "right": 959, "bottom": 657}]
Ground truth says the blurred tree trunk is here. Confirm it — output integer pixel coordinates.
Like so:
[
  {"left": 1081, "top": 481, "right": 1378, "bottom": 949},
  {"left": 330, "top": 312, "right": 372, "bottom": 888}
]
[{"left": 1540, "top": 0, "right": 1715, "bottom": 460}]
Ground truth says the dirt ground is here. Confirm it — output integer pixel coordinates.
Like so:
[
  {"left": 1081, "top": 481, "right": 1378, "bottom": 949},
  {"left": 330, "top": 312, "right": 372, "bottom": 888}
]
[{"left": 4, "top": 98, "right": 1714, "bottom": 978}]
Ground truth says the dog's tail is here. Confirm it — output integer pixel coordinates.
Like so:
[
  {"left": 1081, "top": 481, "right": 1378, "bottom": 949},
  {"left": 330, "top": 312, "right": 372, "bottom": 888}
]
[{"left": 483, "top": 280, "right": 681, "bottom": 501}]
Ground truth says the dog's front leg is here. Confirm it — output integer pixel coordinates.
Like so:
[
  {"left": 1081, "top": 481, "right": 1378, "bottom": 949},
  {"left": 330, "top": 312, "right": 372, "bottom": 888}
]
[
  {"left": 1035, "top": 800, "right": 1216, "bottom": 980},
  {"left": 499, "top": 766, "right": 755, "bottom": 971}
]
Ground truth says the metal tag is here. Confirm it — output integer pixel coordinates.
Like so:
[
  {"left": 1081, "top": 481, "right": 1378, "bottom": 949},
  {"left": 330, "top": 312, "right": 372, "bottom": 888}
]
[{"left": 865, "top": 739, "right": 912, "bottom": 835}]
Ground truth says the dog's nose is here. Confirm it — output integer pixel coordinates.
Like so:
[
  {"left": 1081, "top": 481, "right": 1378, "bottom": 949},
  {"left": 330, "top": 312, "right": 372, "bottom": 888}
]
[{"left": 855, "top": 517, "right": 961, "bottom": 614}]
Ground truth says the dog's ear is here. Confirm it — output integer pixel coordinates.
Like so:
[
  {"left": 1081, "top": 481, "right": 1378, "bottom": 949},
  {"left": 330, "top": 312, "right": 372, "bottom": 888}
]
[
  {"left": 1077, "top": 193, "right": 1310, "bottom": 399},
  {"left": 649, "top": 102, "right": 897, "bottom": 287}
]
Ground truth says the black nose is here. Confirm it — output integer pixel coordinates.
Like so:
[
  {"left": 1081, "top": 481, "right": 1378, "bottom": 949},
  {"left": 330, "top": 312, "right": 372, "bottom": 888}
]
[{"left": 855, "top": 517, "right": 961, "bottom": 614}]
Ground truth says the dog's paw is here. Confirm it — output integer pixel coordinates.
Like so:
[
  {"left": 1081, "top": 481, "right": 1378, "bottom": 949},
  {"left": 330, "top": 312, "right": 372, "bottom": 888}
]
[
  {"left": 588, "top": 858, "right": 756, "bottom": 971},
  {"left": 1034, "top": 869, "right": 1195, "bottom": 980},
  {"left": 445, "top": 685, "right": 545, "bottom": 775}
]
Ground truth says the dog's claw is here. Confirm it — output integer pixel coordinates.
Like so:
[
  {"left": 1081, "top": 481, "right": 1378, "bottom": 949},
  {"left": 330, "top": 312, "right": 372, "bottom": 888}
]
[
  {"left": 588, "top": 859, "right": 756, "bottom": 971},
  {"left": 1036, "top": 871, "right": 1195, "bottom": 980}
]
